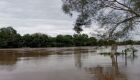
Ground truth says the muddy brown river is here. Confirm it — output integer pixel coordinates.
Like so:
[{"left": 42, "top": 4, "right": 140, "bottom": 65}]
[{"left": 0, "top": 46, "right": 139, "bottom": 80}]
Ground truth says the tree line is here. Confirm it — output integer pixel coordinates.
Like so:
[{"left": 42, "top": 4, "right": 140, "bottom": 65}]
[{"left": 0, "top": 27, "right": 138, "bottom": 48}]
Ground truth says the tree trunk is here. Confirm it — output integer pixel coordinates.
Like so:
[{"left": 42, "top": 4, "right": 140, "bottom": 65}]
[{"left": 111, "top": 44, "right": 118, "bottom": 55}]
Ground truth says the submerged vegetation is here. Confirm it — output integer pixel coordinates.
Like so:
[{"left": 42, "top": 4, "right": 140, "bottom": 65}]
[{"left": 0, "top": 27, "right": 139, "bottom": 48}]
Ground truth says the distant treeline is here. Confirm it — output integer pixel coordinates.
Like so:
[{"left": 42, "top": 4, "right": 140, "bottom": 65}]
[{"left": 0, "top": 27, "right": 138, "bottom": 48}]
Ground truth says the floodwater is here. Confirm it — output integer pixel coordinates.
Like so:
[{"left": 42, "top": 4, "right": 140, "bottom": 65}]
[{"left": 0, "top": 46, "right": 139, "bottom": 80}]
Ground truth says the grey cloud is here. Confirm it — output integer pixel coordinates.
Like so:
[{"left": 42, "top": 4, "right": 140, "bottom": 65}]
[
  {"left": 0, "top": 0, "right": 92, "bottom": 36},
  {"left": 0, "top": 0, "right": 69, "bottom": 20}
]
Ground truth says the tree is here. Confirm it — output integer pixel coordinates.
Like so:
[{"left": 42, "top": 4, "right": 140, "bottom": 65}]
[
  {"left": 22, "top": 33, "right": 49, "bottom": 47},
  {"left": 62, "top": 0, "right": 140, "bottom": 40},
  {"left": 73, "top": 34, "right": 89, "bottom": 46},
  {"left": 87, "top": 37, "right": 97, "bottom": 46},
  {"left": 0, "top": 27, "right": 136, "bottom": 48},
  {"left": 56, "top": 35, "right": 73, "bottom": 47},
  {"left": 22, "top": 34, "right": 32, "bottom": 47},
  {"left": 123, "top": 40, "right": 134, "bottom": 45},
  {"left": 0, "top": 27, "right": 21, "bottom": 48},
  {"left": 31, "top": 33, "right": 49, "bottom": 47},
  {"left": 98, "top": 39, "right": 107, "bottom": 46},
  {"left": 47, "top": 37, "right": 56, "bottom": 47},
  {"left": 56, "top": 35, "right": 65, "bottom": 47},
  {"left": 63, "top": 35, "right": 74, "bottom": 46}
]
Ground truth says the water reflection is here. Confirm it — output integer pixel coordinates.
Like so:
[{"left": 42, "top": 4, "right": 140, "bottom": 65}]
[
  {"left": 84, "top": 47, "right": 138, "bottom": 80},
  {"left": 74, "top": 48, "right": 83, "bottom": 68},
  {"left": 73, "top": 47, "right": 96, "bottom": 68},
  {"left": 0, "top": 47, "right": 138, "bottom": 80},
  {"left": 85, "top": 55, "right": 127, "bottom": 80},
  {"left": 0, "top": 50, "right": 49, "bottom": 66},
  {"left": 0, "top": 47, "right": 96, "bottom": 72}
]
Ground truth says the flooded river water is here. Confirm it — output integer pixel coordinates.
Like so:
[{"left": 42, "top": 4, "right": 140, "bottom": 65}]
[{"left": 0, "top": 46, "right": 139, "bottom": 80}]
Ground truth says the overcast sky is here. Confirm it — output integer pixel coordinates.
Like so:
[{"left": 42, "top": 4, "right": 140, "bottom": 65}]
[{"left": 0, "top": 0, "right": 94, "bottom": 36}]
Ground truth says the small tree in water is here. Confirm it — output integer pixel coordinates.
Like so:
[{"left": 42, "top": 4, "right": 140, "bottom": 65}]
[{"left": 62, "top": 0, "right": 140, "bottom": 53}]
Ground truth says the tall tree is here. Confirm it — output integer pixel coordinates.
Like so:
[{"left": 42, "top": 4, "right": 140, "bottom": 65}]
[
  {"left": 62, "top": 0, "right": 140, "bottom": 40},
  {"left": 0, "top": 27, "right": 21, "bottom": 48}
]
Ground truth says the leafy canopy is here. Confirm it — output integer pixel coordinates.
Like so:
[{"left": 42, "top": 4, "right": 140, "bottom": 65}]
[{"left": 62, "top": 0, "right": 140, "bottom": 40}]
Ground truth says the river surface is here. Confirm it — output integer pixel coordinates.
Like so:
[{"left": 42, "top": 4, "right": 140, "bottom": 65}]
[{"left": 0, "top": 46, "right": 139, "bottom": 80}]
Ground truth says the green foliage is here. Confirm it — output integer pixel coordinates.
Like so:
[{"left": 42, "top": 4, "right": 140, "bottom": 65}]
[
  {"left": 87, "top": 37, "right": 97, "bottom": 46},
  {"left": 56, "top": 35, "right": 73, "bottom": 47},
  {"left": 73, "top": 34, "right": 89, "bottom": 46},
  {"left": 119, "top": 40, "right": 135, "bottom": 45},
  {"left": 22, "top": 33, "right": 49, "bottom": 47},
  {"left": 31, "top": 33, "right": 49, "bottom": 47},
  {"left": 0, "top": 27, "right": 138, "bottom": 48},
  {"left": 0, "top": 27, "right": 21, "bottom": 48},
  {"left": 62, "top": 0, "right": 140, "bottom": 40}
]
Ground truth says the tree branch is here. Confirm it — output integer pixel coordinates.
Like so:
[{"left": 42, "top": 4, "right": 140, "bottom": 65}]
[{"left": 114, "top": 0, "right": 140, "bottom": 17}]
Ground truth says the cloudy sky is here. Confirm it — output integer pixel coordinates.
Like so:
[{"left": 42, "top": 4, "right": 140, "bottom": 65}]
[{"left": 0, "top": 0, "right": 94, "bottom": 36}]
